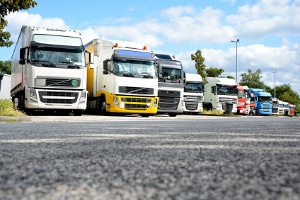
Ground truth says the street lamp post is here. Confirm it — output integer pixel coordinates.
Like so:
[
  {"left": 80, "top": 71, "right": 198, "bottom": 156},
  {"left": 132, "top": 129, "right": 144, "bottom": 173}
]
[
  {"left": 272, "top": 71, "right": 277, "bottom": 98},
  {"left": 231, "top": 39, "right": 240, "bottom": 83}
]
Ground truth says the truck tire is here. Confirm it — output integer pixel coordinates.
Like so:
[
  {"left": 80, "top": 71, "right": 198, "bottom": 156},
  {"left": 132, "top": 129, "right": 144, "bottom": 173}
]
[
  {"left": 73, "top": 110, "right": 83, "bottom": 116},
  {"left": 249, "top": 110, "right": 255, "bottom": 116},
  {"left": 168, "top": 113, "right": 177, "bottom": 117},
  {"left": 100, "top": 97, "right": 108, "bottom": 115}
]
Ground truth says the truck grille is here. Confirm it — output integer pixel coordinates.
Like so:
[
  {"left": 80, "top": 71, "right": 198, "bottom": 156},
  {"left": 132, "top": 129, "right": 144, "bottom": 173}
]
[
  {"left": 125, "top": 104, "right": 149, "bottom": 110},
  {"left": 158, "top": 96, "right": 180, "bottom": 110},
  {"left": 119, "top": 86, "right": 154, "bottom": 95},
  {"left": 38, "top": 91, "right": 79, "bottom": 104},
  {"left": 262, "top": 104, "right": 271, "bottom": 109},
  {"left": 45, "top": 78, "right": 81, "bottom": 87},
  {"left": 185, "top": 102, "right": 198, "bottom": 110},
  {"left": 122, "top": 97, "right": 152, "bottom": 110},
  {"left": 272, "top": 107, "right": 279, "bottom": 113},
  {"left": 158, "top": 90, "right": 181, "bottom": 98}
]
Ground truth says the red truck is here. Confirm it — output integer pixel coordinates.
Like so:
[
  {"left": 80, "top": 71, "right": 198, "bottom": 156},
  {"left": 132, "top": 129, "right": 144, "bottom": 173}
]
[{"left": 237, "top": 84, "right": 249, "bottom": 115}]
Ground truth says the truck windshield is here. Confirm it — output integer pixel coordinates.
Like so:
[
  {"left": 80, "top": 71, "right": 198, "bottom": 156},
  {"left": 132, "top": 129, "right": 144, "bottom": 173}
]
[
  {"left": 216, "top": 84, "right": 237, "bottom": 96},
  {"left": 113, "top": 59, "right": 156, "bottom": 78},
  {"left": 160, "top": 67, "right": 182, "bottom": 83},
  {"left": 30, "top": 47, "right": 85, "bottom": 69},
  {"left": 258, "top": 96, "right": 272, "bottom": 103},
  {"left": 184, "top": 82, "right": 203, "bottom": 93},
  {"left": 237, "top": 90, "right": 245, "bottom": 98}
]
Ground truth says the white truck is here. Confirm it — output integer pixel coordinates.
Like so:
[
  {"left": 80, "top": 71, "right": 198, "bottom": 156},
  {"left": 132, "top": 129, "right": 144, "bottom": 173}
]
[
  {"left": 183, "top": 73, "right": 204, "bottom": 113},
  {"left": 155, "top": 54, "right": 185, "bottom": 117},
  {"left": 10, "top": 25, "right": 87, "bottom": 115},
  {"left": 203, "top": 77, "right": 237, "bottom": 114},
  {"left": 84, "top": 39, "right": 159, "bottom": 116},
  {"left": 278, "top": 100, "right": 289, "bottom": 115}
]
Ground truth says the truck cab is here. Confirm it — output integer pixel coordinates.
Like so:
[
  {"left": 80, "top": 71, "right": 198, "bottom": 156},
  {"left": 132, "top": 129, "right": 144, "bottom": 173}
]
[
  {"left": 155, "top": 54, "right": 185, "bottom": 117},
  {"left": 183, "top": 73, "right": 204, "bottom": 113},
  {"left": 237, "top": 84, "right": 249, "bottom": 115},
  {"left": 248, "top": 88, "right": 272, "bottom": 115},
  {"left": 203, "top": 77, "right": 238, "bottom": 114}
]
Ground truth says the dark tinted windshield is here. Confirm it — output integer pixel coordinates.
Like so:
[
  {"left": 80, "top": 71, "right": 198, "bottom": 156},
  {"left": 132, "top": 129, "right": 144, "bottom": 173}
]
[
  {"left": 184, "top": 82, "right": 203, "bottom": 93},
  {"left": 217, "top": 84, "right": 237, "bottom": 96}
]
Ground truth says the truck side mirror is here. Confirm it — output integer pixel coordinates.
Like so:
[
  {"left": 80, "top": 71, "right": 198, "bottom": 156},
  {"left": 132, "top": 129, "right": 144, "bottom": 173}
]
[
  {"left": 20, "top": 47, "right": 26, "bottom": 60},
  {"left": 87, "top": 52, "right": 94, "bottom": 64},
  {"left": 211, "top": 86, "right": 216, "bottom": 94},
  {"left": 19, "top": 47, "right": 26, "bottom": 64},
  {"left": 103, "top": 60, "right": 111, "bottom": 74}
]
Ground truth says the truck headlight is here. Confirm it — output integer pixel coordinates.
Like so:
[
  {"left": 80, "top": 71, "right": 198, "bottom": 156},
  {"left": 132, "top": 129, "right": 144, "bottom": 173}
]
[
  {"left": 153, "top": 98, "right": 158, "bottom": 108},
  {"left": 79, "top": 91, "right": 87, "bottom": 102},
  {"left": 30, "top": 88, "right": 38, "bottom": 101},
  {"left": 114, "top": 96, "right": 119, "bottom": 106}
]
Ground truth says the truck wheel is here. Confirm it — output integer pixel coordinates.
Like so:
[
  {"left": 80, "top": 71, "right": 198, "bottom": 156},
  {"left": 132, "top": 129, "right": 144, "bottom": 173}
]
[
  {"left": 13, "top": 97, "right": 18, "bottom": 109},
  {"left": 19, "top": 93, "right": 25, "bottom": 111},
  {"left": 140, "top": 114, "right": 151, "bottom": 117},
  {"left": 249, "top": 110, "right": 255, "bottom": 116},
  {"left": 100, "top": 98, "right": 108, "bottom": 115},
  {"left": 73, "top": 110, "right": 83, "bottom": 116},
  {"left": 168, "top": 113, "right": 177, "bottom": 117}
]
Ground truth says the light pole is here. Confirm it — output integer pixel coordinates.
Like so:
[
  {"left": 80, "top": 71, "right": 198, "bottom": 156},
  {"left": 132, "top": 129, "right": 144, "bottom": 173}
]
[
  {"left": 272, "top": 71, "right": 277, "bottom": 98},
  {"left": 231, "top": 39, "right": 240, "bottom": 83}
]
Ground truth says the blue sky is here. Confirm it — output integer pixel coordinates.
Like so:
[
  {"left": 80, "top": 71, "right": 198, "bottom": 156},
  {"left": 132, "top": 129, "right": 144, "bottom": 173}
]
[{"left": 1, "top": 0, "right": 300, "bottom": 95}]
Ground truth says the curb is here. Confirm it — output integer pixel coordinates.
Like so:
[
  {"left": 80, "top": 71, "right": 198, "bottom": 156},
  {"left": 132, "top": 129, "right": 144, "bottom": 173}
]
[{"left": 0, "top": 115, "right": 31, "bottom": 123}]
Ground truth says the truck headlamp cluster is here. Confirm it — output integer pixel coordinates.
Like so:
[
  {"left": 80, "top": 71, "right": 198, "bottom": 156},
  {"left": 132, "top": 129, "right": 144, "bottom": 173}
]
[
  {"left": 30, "top": 88, "right": 38, "bottom": 102},
  {"left": 79, "top": 91, "right": 87, "bottom": 103},
  {"left": 153, "top": 98, "right": 158, "bottom": 108}
]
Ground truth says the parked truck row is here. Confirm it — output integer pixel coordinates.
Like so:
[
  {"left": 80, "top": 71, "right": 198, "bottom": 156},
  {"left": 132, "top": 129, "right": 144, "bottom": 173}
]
[{"left": 7, "top": 25, "right": 297, "bottom": 117}]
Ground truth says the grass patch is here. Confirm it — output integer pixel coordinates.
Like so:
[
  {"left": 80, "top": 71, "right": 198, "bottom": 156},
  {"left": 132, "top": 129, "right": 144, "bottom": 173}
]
[
  {"left": 201, "top": 109, "right": 224, "bottom": 115},
  {"left": 0, "top": 99, "right": 24, "bottom": 117}
]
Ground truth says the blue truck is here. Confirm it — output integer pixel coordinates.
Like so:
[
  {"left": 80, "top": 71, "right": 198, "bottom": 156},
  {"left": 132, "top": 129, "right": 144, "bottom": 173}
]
[{"left": 248, "top": 88, "right": 272, "bottom": 115}]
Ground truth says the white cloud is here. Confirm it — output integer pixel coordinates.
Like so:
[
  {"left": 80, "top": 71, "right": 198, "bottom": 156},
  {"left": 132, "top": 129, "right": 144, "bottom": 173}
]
[
  {"left": 159, "top": 6, "right": 236, "bottom": 44},
  {"left": 5, "top": 12, "right": 69, "bottom": 41},
  {"left": 227, "top": 0, "right": 300, "bottom": 39}
]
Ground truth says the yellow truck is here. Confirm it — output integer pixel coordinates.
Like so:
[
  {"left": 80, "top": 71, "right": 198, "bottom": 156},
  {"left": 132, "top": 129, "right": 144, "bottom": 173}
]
[{"left": 85, "top": 39, "right": 159, "bottom": 116}]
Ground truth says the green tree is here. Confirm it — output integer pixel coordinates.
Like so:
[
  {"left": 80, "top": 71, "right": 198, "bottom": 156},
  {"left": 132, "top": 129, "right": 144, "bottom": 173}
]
[
  {"left": 239, "top": 68, "right": 266, "bottom": 88},
  {"left": 0, "top": 60, "right": 11, "bottom": 74},
  {"left": 0, "top": 0, "right": 37, "bottom": 47},
  {"left": 206, "top": 67, "right": 224, "bottom": 77},
  {"left": 191, "top": 50, "right": 207, "bottom": 83},
  {"left": 225, "top": 75, "right": 235, "bottom": 79},
  {"left": 273, "top": 84, "right": 300, "bottom": 106}
]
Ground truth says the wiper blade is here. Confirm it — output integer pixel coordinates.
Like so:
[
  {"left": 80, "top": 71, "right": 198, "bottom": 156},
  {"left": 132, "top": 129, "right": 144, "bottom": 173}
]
[
  {"left": 41, "top": 61, "right": 56, "bottom": 67},
  {"left": 68, "top": 63, "right": 81, "bottom": 69},
  {"left": 143, "top": 75, "right": 153, "bottom": 78},
  {"left": 123, "top": 73, "right": 134, "bottom": 77}
]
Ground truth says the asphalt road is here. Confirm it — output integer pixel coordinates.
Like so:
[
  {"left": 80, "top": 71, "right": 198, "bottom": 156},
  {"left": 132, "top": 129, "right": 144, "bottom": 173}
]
[{"left": 0, "top": 115, "right": 299, "bottom": 200}]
